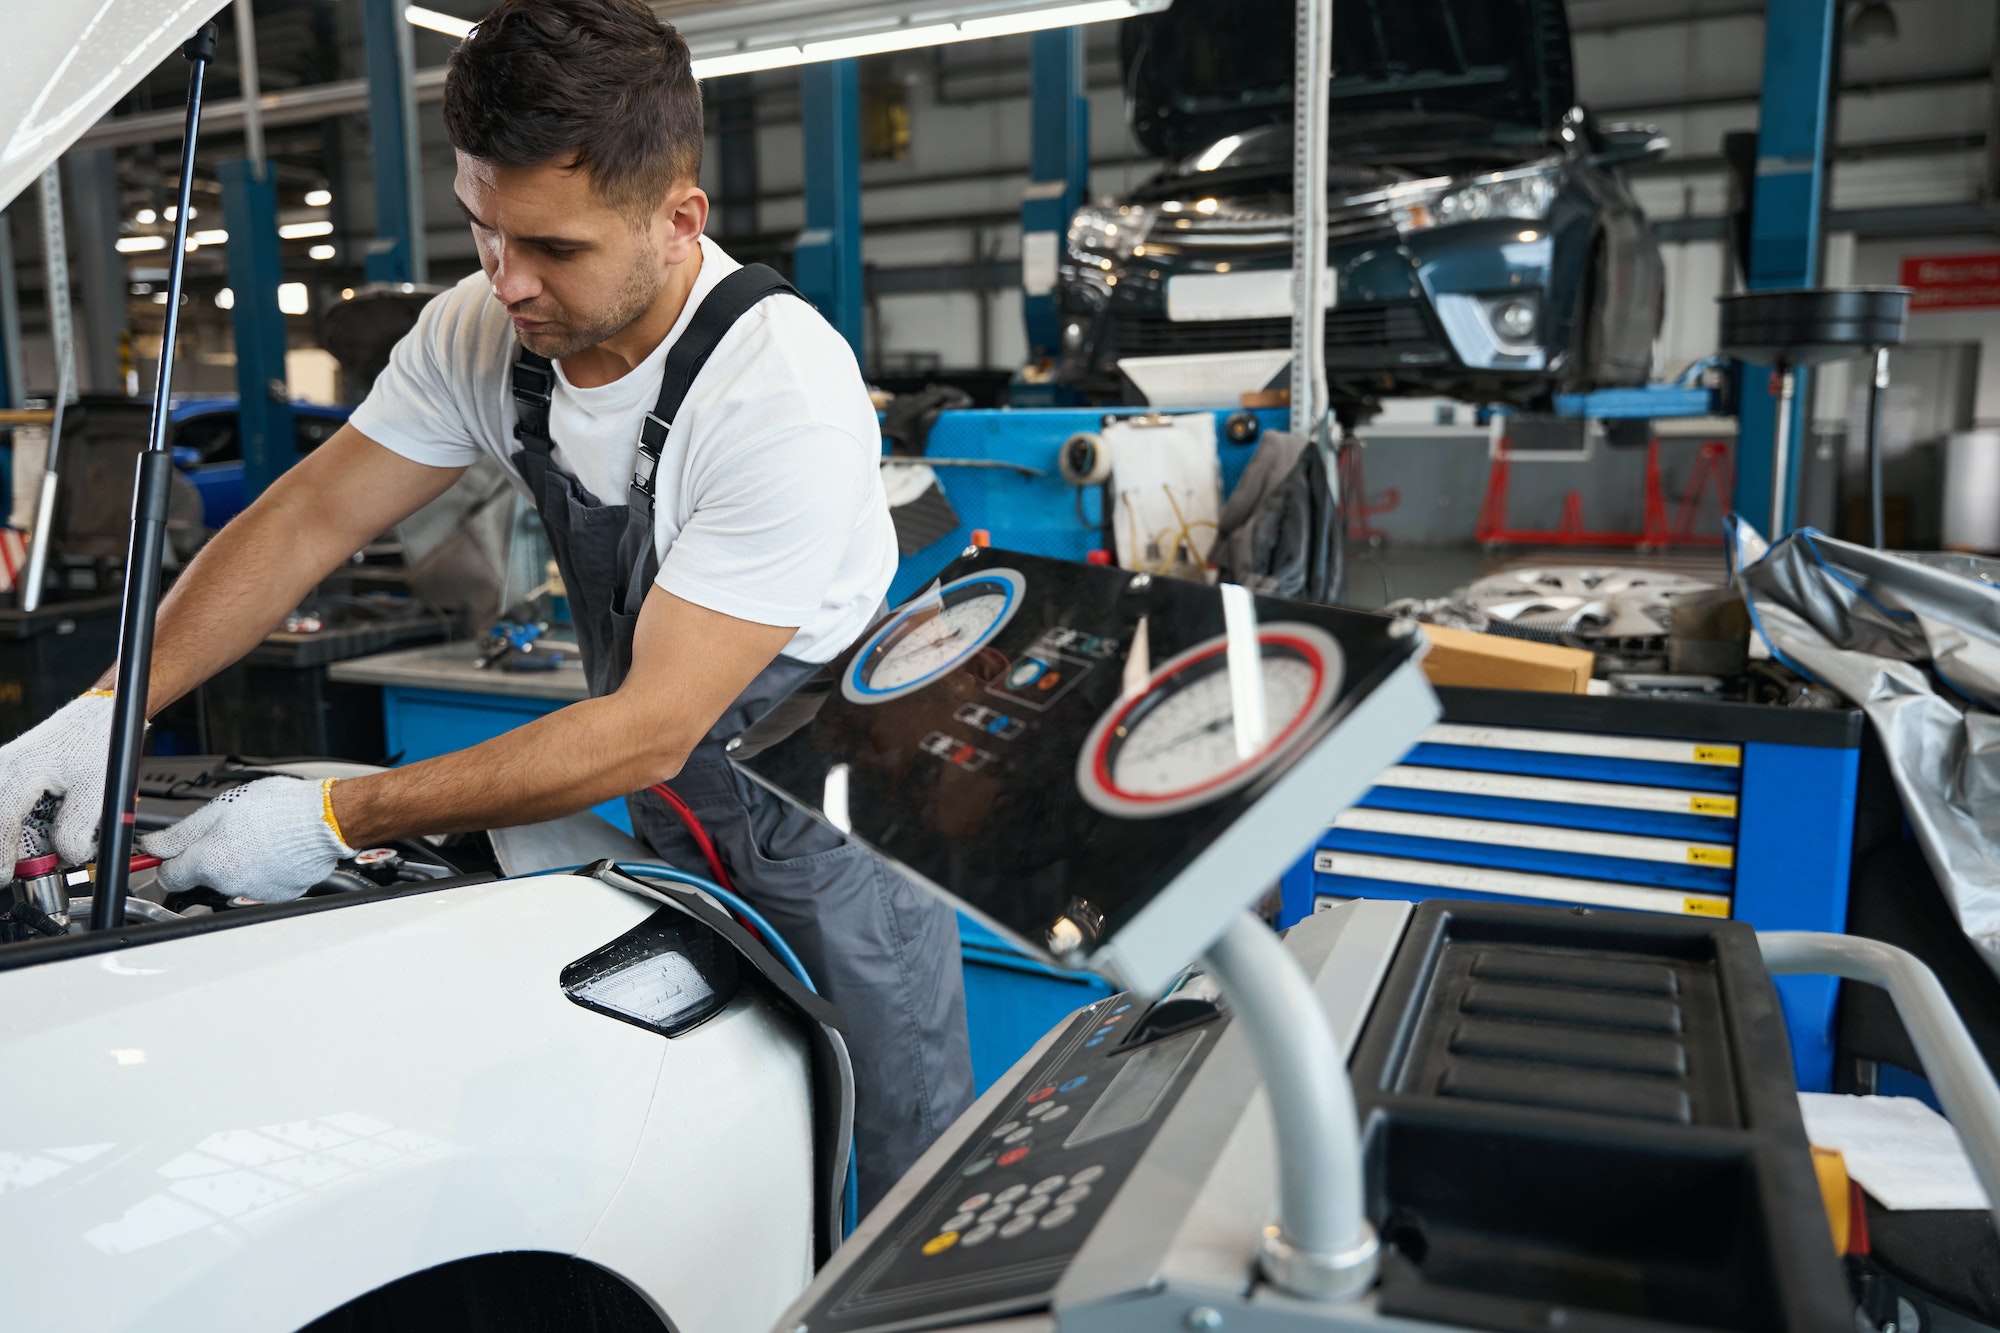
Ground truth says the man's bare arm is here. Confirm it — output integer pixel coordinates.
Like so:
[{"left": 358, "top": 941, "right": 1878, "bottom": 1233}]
[
  {"left": 99, "top": 425, "right": 465, "bottom": 712},
  {"left": 327, "top": 586, "right": 795, "bottom": 846}
]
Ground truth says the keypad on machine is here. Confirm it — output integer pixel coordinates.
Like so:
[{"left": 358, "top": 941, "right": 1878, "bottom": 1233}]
[{"left": 918, "top": 1003, "right": 1132, "bottom": 1258}]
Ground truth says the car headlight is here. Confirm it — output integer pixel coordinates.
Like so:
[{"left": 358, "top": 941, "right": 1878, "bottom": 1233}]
[
  {"left": 1067, "top": 203, "right": 1159, "bottom": 266},
  {"left": 1391, "top": 165, "right": 1560, "bottom": 233}
]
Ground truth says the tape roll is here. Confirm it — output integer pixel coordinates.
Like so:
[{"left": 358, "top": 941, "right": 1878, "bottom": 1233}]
[{"left": 1059, "top": 431, "right": 1112, "bottom": 486}]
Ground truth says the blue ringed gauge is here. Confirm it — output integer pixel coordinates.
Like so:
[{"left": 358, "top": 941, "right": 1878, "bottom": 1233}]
[{"left": 842, "top": 569, "right": 1028, "bottom": 705}]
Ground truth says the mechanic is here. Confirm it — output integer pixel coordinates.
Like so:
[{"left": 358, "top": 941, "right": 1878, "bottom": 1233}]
[{"left": 0, "top": 0, "right": 971, "bottom": 1209}]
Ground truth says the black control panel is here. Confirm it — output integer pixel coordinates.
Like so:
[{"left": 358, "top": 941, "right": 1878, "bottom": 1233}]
[{"left": 800, "top": 990, "right": 1227, "bottom": 1333}]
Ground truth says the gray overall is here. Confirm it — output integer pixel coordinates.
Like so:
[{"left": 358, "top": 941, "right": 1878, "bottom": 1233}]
[{"left": 508, "top": 265, "right": 973, "bottom": 1211}]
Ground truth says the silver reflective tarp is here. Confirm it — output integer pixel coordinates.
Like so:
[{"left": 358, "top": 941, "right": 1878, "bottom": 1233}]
[{"left": 1730, "top": 519, "right": 2000, "bottom": 974}]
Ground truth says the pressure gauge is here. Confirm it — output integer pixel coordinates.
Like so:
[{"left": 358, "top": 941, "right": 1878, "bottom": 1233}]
[
  {"left": 842, "top": 568, "right": 1027, "bottom": 704},
  {"left": 1076, "top": 622, "right": 1343, "bottom": 818}
]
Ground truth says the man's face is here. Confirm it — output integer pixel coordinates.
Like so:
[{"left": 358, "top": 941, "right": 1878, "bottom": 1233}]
[{"left": 453, "top": 153, "right": 696, "bottom": 360}]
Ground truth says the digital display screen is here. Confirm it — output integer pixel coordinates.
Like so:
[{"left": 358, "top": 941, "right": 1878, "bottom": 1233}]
[
  {"left": 1063, "top": 1029, "right": 1205, "bottom": 1148},
  {"left": 729, "top": 549, "right": 1420, "bottom": 971}
]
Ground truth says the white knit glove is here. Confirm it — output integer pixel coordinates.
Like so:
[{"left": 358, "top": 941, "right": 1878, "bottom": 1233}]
[
  {"left": 0, "top": 691, "right": 117, "bottom": 867},
  {"left": 143, "top": 776, "right": 357, "bottom": 902}
]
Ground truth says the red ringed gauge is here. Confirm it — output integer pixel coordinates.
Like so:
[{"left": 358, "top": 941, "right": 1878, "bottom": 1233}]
[
  {"left": 1075, "top": 622, "right": 1344, "bottom": 818},
  {"left": 842, "top": 569, "right": 1028, "bottom": 705}
]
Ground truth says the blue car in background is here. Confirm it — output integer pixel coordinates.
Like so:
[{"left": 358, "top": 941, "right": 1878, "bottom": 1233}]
[{"left": 169, "top": 396, "right": 351, "bottom": 529}]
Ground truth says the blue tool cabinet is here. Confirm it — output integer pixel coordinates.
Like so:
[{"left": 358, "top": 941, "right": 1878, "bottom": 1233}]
[{"left": 1278, "top": 686, "right": 1864, "bottom": 1091}]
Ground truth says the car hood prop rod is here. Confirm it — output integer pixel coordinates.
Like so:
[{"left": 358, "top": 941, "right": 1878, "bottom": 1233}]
[{"left": 91, "top": 24, "right": 218, "bottom": 933}]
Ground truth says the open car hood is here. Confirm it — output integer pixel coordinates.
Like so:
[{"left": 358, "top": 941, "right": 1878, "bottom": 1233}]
[
  {"left": 0, "top": 0, "right": 231, "bottom": 211},
  {"left": 1121, "top": 0, "right": 1575, "bottom": 162}
]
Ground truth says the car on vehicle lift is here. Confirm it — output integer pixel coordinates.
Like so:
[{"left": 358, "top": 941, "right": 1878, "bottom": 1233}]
[
  {"left": 168, "top": 395, "right": 351, "bottom": 530},
  {"left": 1057, "top": 0, "right": 1668, "bottom": 411}
]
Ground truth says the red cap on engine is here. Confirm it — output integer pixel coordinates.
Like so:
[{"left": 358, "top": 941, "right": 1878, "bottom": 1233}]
[{"left": 13, "top": 854, "right": 59, "bottom": 880}]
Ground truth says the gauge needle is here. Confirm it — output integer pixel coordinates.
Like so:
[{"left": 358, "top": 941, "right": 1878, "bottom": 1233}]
[{"left": 1122, "top": 713, "right": 1238, "bottom": 765}]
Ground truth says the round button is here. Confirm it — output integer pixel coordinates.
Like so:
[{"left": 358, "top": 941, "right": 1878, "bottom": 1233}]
[
  {"left": 998, "top": 1147, "right": 1030, "bottom": 1167},
  {"left": 1113, "top": 1004, "right": 1131, "bottom": 1015},
  {"left": 1030, "top": 1175, "right": 1067, "bottom": 1195},
  {"left": 1094, "top": 1025, "right": 1115, "bottom": 1037},
  {"left": 1070, "top": 1164, "right": 1106, "bottom": 1185},
  {"left": 958, "top": 1192, "right": 993, "bottom": 1212},
  {"left": 1004, "top": 1126, "right": 1034, "bottom": 1145},
  {"left": 1000, "top": 1214, "right": 1037, "bottom": 1239},
  {"left": 1039, "top": 1205, "right": 1078, "bottom": 1229},
  {"left": 944, "top": 1210, "right": 977, "bottom": 1231},
  {"left": 962, "top": 1156, "right": 995, "bottom": 1178},
  {"left": 1060, "top": 1077, "right": 1088, "bottom": 1093},
  {"left": 1040, "top": 1104, "right": 1071, "bottom": 1123},
  {"left": 924, "top": 1232, "right": 959, "bottom": 1255},
  {"left": 1084, "top": 1037, "right": 1105, "bottom": 1048},
  {"left": 1026, "top": 1103, "right": 1050, "bottom": 1120},
  {"left": 995, "top": 1183, "right": 1028, "bottom": 1204},
  {"left": 1027, "top": 1085, "right": 1056, "bottom": 1104},
  {"left": 978, "top": 1203, "right": 1012, "bottom": 1224},
  {"left": 990, "top": 1120, "right": 1021, "bottom": 1138},
  {"left": 1056, "top": 1184, "right": 1092, "bottom": 1206},
  {"left": 1015, "top": 1193, "right": 1050, "bottom": 1216},
  {"left": 960, "top": 1223, "right": 998, "bottom": 1247},
  {"left": 1008, "top": 659, "right": 1046, "bottom": 689}
]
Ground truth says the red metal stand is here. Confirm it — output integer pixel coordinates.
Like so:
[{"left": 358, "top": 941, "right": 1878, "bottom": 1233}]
[
  {"left": 1339, "top": 441, "right": 1399, "bottom": 542},
  {"left": 1475, "top": 435, "right": 1733, "bottom": 549}
]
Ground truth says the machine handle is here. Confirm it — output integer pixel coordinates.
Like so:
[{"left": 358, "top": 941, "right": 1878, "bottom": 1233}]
[{"left": 1759, "top": 930, "right": 2000, "bottom": 1232}]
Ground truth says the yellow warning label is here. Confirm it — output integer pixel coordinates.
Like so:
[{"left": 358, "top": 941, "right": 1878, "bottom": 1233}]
[
  {"left": 1683, "top": 897, "right": 1730, "bottom": 918},
  {"left": 1690, "top": 795, "right": 1738, "bottom": 817},
  {"left": 1692, "top": 744, "right": 1742, "bottom": 766},
  {"left": 1687, "top": 846, "right": 1735, "bottom": 868}
]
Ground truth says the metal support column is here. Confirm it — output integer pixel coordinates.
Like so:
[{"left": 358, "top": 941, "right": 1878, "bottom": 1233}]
[
  {"left": 220, "top": 2, "right": 294, "bottom": 504},
  {"left": 0, "top": 210, "right": 22, "bottom": 410},
  {"left": 361, "top": 0, "right": 426, "bottom": 284},
  {"left": 1735, "top": 0, "right": 1836, "bottom": 537},
  {"left": 65, "top": 148, "right": 125, "bottom": 394},
  {"left": 795, "top": 60, "right": 863, "bottom": 359},
  {"left": 220, "top": 161, "right": 295, "bottom": 502},
  {"left": 1021, "top": 27, "right": 1089, "bottom": 362},
  {"left": 715, "top": 75, "right": 760, "bottom": 241}
]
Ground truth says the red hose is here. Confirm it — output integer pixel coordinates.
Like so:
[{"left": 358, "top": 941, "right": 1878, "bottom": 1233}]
[{"left": 648, "top": 783, "right": 735, "bottom": 893}]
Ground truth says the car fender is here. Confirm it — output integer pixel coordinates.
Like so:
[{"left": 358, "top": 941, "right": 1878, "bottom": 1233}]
[{"left": 0, "top": 875, "right": 813, "bottom": 1333}]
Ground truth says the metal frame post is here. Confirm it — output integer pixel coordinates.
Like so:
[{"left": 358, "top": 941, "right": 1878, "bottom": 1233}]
[
  {"left": 0, "top": 210, "right": 22, "bottom": 410},
  {"left": 220, "top": 160, "right": 296, "bottom": 502},
  {"left": 65, "top": 149, "right": 125, "bottom": 394},
  {"left": 1736, "top": 0, "right": 1836, "bottom": 537},
  {"left": 1291, "top": 0, "right": 1333, "bottom": 438},
  {"left": 1021, "top": 27, "right": 1089, "bottom": 361},
  {"left": 361, "top": 0, "right": 426, "bottom": 284},
  {"left": 795, "top": 59, "right": 864, "bottom": 359},
  {"left": 715, "top": 75, "right": 760, "bottom": 240}
]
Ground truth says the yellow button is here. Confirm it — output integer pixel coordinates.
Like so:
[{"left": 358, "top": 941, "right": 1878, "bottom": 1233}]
[{"left": 923, "top": 1232, "right": 959, "bottom": 1256}]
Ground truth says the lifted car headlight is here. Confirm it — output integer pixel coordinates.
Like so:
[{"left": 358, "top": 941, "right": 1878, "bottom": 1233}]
[
  {"left": 1067, "top": 203, "right": 1159, "bottom": 266},
  {"left": 1392, "top": 164, "right": 1560, "bottom": 233}
]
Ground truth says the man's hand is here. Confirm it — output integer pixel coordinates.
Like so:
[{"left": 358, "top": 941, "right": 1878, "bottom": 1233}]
[
  {"left": 143, "top": 776, "right": 357, "bottom": 902},
  {"left": 0, "top": 692, "right": 118, "bottom": 865}
]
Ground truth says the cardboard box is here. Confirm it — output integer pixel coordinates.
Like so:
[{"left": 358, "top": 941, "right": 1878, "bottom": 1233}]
[{"left": 1418, "top": 623, "right": 1594, "bottom": 695}]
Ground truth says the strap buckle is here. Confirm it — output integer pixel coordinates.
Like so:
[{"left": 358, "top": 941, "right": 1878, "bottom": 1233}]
[
  {"left": 632, "top": 412, "right": 672, "bottom": 492},
  {"left": 513, "top": 363, "right": 554, "bottom": 405}
]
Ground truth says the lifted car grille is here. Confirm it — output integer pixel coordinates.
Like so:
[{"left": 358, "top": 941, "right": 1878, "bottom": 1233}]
[{"left": 1114, "top": 301, "right": 1438, "bottom": 360}]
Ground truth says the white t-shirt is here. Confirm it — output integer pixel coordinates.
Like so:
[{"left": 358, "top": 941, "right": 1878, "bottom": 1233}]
[{"left": 351, "top": 235, "right": 895, "bottom": 664}]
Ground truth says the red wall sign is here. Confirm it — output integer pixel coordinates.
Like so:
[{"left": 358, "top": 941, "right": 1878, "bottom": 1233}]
[{"left": 1899, "top": 253, "right": 2000, "bottom": 310}]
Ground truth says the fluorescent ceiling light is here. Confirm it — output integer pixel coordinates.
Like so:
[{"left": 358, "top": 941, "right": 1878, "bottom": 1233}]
[
  {"left": 214, "top": 287, "right": 234, "bottom": 310},
  {"left": 304, "top": 188, "right": 332, "bottom": 207},
  {"left": 405, "top": 5, "right": 473, "bottom": 39},
  {"left": 309, "top": 244, "right": 336, "bottom": 260},
  {"left": 279, "top": 220, "right": 335, "bottom": 240},
  {"left": 278, "top": 282, "right": 310, "bottom": 316},
  {"left": 116, "top": 236, "right": 168, "bottom": 254},
  {"left": 191, "top": 228, "right": 228, "bottom": 246},
  {"left": 685, "top": 0, "right": 1155, "bottom": 80},
  {"left": 135, "top": 208, "right": 157, "bottom": 225}
]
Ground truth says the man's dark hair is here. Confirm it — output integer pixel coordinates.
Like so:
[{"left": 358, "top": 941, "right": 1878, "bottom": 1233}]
[{"left": 443, "top": 0, "right": 702, "bottom": 217}]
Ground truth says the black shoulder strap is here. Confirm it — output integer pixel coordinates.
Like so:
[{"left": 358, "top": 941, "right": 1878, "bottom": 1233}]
[
  {"left": 509, "top": 348, "right": 557, "bottom": 456},
  {"left": 632, "top": 262, "right": 800, "bottom": 497}
]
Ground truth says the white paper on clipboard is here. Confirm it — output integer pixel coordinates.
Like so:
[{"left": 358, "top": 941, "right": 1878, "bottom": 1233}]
[{"left": 1102, "top": 413, "right": 1222, "bottom": 575}]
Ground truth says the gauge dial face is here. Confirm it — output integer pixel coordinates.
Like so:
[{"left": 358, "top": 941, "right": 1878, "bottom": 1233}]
[
  {"left": 842, "top": 569, "right": 1027, "bottom": 704},
  {"left": 1076, "top": 622, "right": 1344, "bottom": 818}
]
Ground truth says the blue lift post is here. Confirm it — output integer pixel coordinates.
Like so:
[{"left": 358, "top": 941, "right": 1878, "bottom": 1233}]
[
  {"left": 1021, "top": 26, "right": 1090, "bottom": 363},
  {"left": 361, "top": 0, "right": 426, "bottom": 285},
  {"left": 1734, "top": 0, "right": 1837, "bottom": 537},
  {"left": 219, "top": 159, "right": 296, "bottom": 503},
  {"left": 795, "top": 59, "right": 864, "bottom": 359}
]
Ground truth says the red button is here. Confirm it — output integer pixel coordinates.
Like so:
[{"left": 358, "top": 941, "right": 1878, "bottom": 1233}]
[
  {"left": 1026, "top": 1085, "right": 1056, "bottom": 1104},
  {"left": 998, "top": 1147, "right": 1030, "bottom": 1166}
]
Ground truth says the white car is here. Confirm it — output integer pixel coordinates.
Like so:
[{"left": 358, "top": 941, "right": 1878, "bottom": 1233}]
[{"left": 0, "top": 759, "right": 851, "bottom": 1333}]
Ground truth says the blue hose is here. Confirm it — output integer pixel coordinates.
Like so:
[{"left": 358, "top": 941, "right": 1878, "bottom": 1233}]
[{"left": 593, "top": 861, "right": 862, "bottom": 1236}]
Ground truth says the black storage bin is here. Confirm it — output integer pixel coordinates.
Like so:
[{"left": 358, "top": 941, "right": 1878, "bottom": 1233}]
[
  {"left": 0, "top": 596, "right": 124, "bottom": 741},
  {"left": 198, "top": 615, "right": 452, "bottom": 763}
]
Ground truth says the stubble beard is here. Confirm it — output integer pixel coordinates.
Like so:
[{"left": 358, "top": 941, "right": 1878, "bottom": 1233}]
[{"left": 511, "top": 242, "right": 664, "bottom": 361}]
